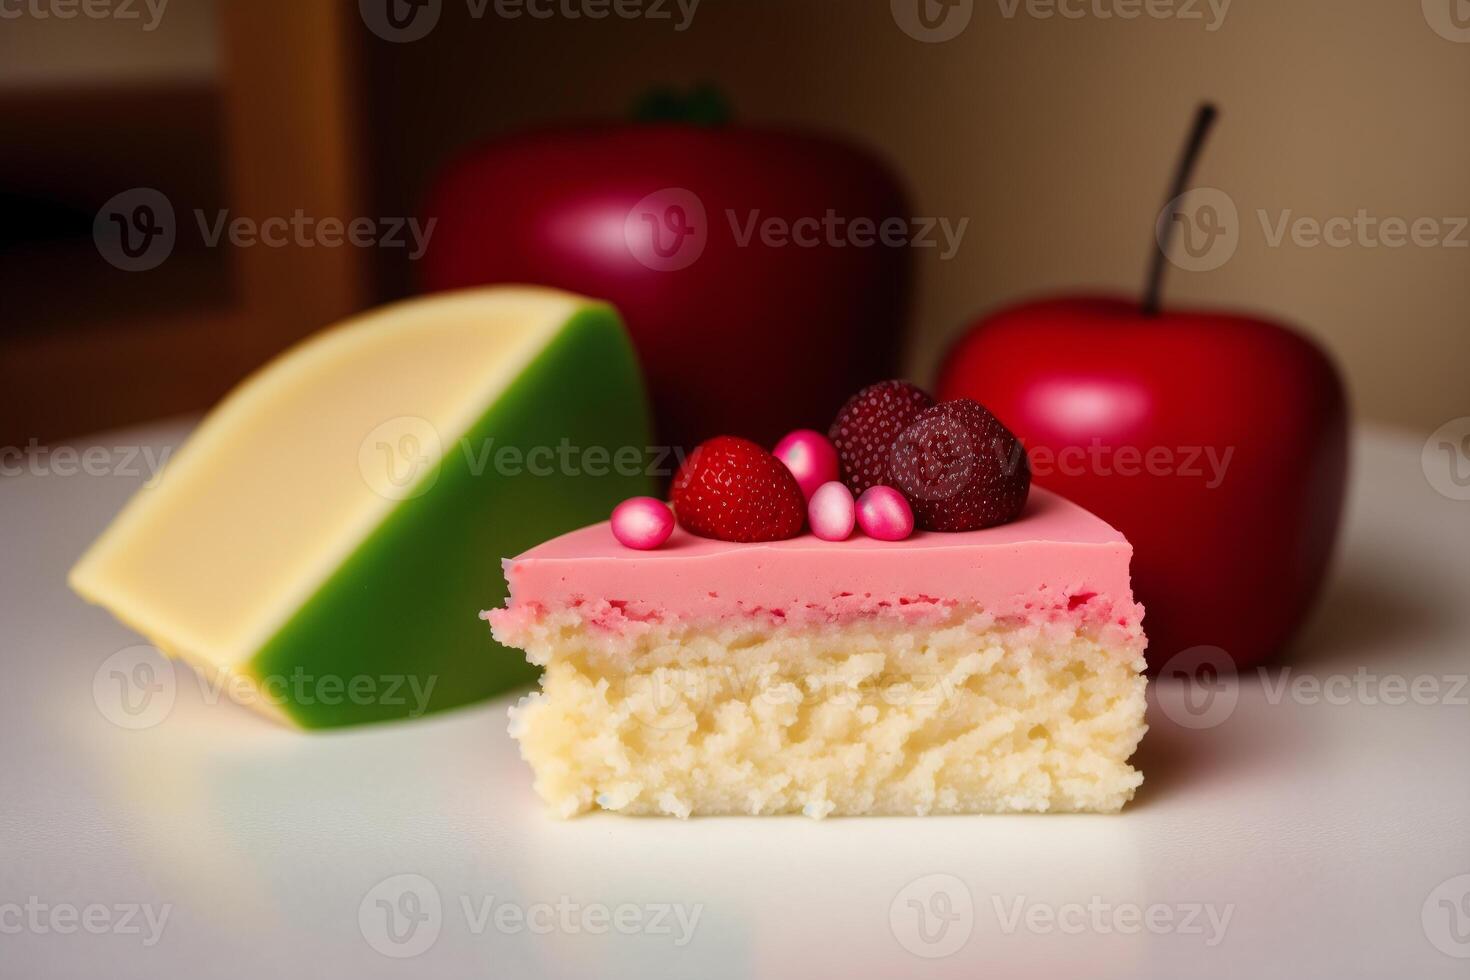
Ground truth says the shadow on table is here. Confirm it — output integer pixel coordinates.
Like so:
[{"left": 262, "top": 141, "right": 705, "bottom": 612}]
[
  {"left": 1128, "top": 567, "right": 1454, "bottom": 809},
  {"left": 1281, "top": 567, "right": 1451, "bottom": 669}
]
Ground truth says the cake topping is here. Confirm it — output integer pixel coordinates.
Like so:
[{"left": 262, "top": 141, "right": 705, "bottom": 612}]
[
  {"left": 610, "top": 496, "right": 675, "bottom": 550},
  {"left": 828, "top": 380, "right": 935, "bottom": 495},
  {"left": 671, "top": 436, "right": 806, "bottom": 543},
  {"left": 855, "top": 485, "right": 915, "bottom": 541},
  {"left": 772, "top": 428, "right": 840, "bottom": 501},
  {"left": 887, "top": 398, "right": 1031, "bottom": 532},
  {"left": 807, "top": 481, "right": 856, "bottom": 541}
]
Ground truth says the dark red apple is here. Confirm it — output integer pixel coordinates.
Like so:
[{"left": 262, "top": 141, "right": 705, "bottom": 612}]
[
  {"left": 939, "top": 295, "right": 1347, "bottom": 669},
  {"left": 937, "top": 107, "right": 1349, "bottom": 669},
  {"left": 419, "top": 99, "right": 912, "bottom": 456}
]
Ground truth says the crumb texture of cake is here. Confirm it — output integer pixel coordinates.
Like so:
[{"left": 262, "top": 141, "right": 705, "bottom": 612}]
[
  {"left": 487, "top": 488, "right": 1148, "bottom": 818},
  {"left": 493, "top": 610, "right": 1146, "bottom": 818}
]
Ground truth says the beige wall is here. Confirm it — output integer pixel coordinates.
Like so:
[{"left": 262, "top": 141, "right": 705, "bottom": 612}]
[
  {"left": 367, "top": 0, "right": 1469, "bottom": 433},
  {"left": 10, "top": 1, "right": 1462, "bottom": 432}
]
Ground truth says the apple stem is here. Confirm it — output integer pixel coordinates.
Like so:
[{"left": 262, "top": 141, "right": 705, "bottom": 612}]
[
  {"left": 1143, "top": 102, "right": 1219, "bottom": 317},
  {"left": 630, "top": 84, "right": 731, "bottom": 126}
]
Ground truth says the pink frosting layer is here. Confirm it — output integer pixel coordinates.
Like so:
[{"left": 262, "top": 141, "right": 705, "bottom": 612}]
[{"left": 488, "top": 488, "right": 1145, "bottom": 651}]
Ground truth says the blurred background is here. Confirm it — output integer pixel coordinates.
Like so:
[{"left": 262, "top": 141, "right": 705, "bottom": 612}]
[{"left": 2, "top": 0, "right": 1467, "bottom": 446}]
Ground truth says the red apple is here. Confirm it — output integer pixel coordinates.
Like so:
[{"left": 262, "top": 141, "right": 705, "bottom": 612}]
[
  {"left": 419, "top": 102, "right": 912, "bottom": 456},
  {"left": 939, "top": 295, "right": 1348, "bottom": 669},
  {"left": 937, "top": 107, "right": 1349, "bottom": 669}
]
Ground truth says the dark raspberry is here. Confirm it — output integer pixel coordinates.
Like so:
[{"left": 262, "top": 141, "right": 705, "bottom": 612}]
[
  {"left": 886, "top": 399, "right": 1031, "bottom": 532},
  {"left": 827, "top": 380, "right": 935, "bottom": 495}
]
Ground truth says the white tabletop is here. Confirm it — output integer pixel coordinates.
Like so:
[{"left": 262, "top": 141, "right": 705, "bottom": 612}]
[{"left": 2, "top": 419, "right": 1467, "bottom": 979}]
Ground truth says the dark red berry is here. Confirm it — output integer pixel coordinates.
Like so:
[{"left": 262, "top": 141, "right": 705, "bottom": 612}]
[
  {"left": 828, "top": 380, "right": 935, "bottom": 495},
  {"left": 671, "top": 436, "right": 806, "bottom": 542},
  {"left": 886, "top": 399, "right": 1031, "bottom": 532}
]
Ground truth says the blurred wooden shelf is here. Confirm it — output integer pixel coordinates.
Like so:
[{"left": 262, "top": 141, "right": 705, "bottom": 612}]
[{"left": 1, "top": 1, "right": 370, "bottom": 446}]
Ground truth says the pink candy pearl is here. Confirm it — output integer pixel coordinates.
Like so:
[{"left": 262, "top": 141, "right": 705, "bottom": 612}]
[
  {"left": 611, "top": 496, "right": 675, "bottom": 550},
  {"left": 808, "top": 481, "right": 856, "bottom": 541},
  {"left": 856, "top": 486, "right": 915, "bottom": 541},
  {"left": 772, "top": 428, "right": 840, "bottom": 500}
]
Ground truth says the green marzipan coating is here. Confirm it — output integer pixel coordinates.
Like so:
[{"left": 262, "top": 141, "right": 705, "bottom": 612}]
[{"left": 248, "top": 304, "right": 654, "bottom": 728}]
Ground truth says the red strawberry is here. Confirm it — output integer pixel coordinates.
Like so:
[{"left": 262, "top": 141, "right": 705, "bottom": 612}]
[
  {"left": 672, "top": 436, "right": 806, "bottom": 542},
  {"left": 887, "top": 399, "right": 1031, "bottom": 532},
  {"left": 827, "top": 380, "right": 935, "bottom": 495}
]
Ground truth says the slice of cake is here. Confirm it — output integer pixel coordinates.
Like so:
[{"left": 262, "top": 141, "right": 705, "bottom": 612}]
[{"left": 486, "top": 486, "right": 1147, "bottom": 818}]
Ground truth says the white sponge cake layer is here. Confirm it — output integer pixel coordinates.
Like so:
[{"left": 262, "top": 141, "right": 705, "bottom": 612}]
[{"left": 497, "top": 609, "right": 1147, "bottom": 818}]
